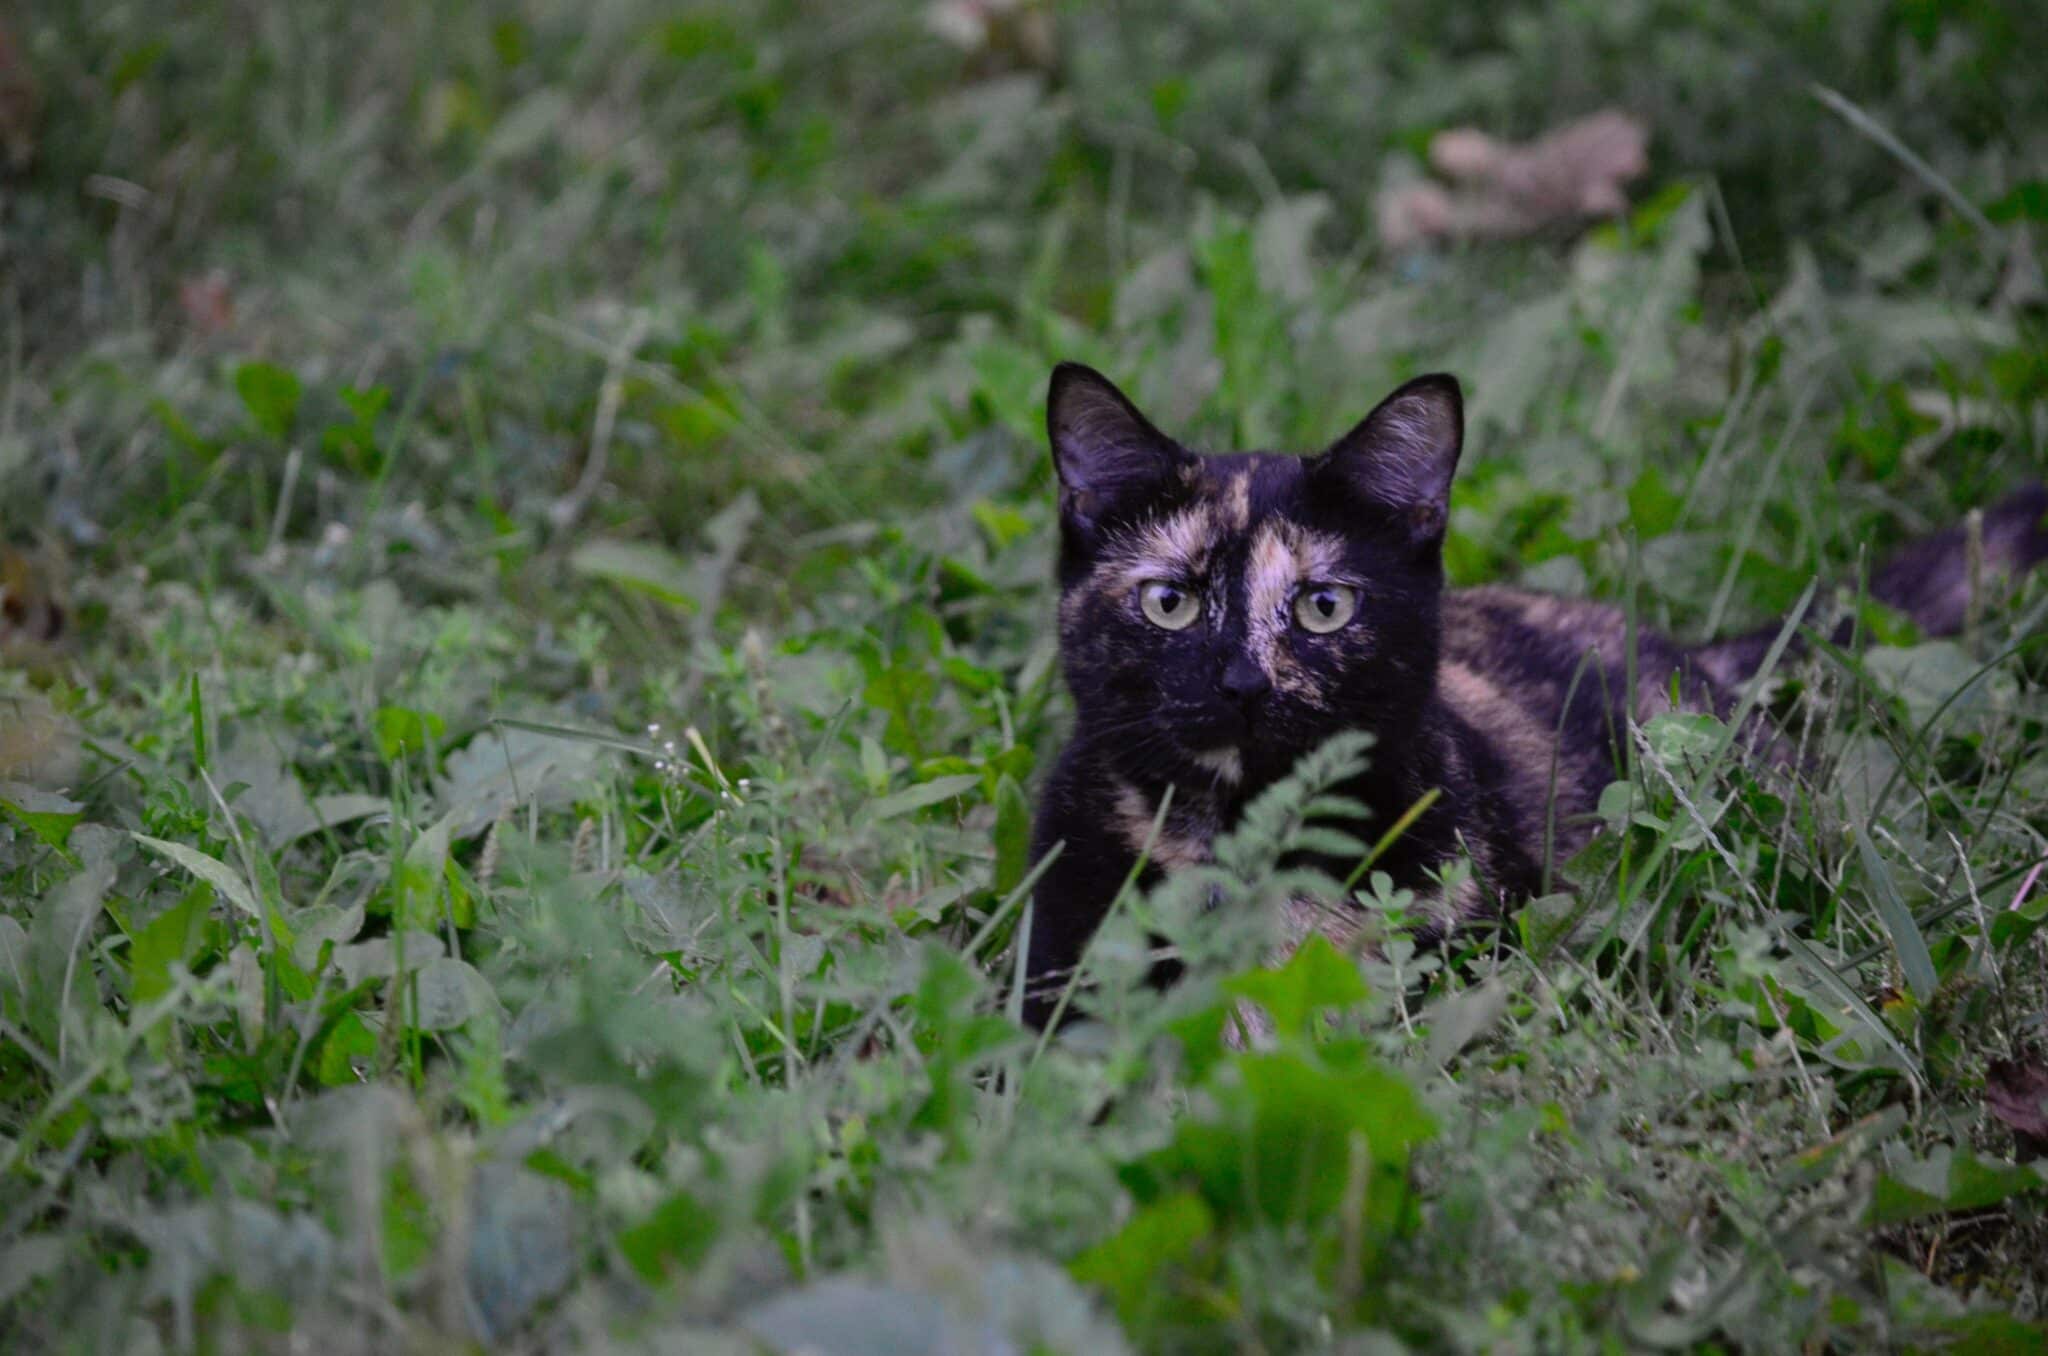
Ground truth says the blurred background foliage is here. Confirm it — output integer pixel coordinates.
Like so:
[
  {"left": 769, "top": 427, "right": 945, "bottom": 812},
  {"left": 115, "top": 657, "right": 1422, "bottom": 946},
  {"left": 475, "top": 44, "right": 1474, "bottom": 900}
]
[{"left": 4, "top": 1, "right": 2048, "bottom": 1351}]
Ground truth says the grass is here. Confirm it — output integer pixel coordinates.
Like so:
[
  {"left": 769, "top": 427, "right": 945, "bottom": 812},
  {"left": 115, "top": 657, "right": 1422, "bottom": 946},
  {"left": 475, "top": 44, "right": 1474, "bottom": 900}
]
[{"left": 4, "top": 1, "right": 2048, "bottom": 1350}]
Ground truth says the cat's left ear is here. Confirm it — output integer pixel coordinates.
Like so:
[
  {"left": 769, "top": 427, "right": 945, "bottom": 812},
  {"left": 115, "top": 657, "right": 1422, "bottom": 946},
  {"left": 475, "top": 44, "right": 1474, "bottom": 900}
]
[
  {"left": 1047, "top": 362, "right": 1195, "bottom": 533},
  {"left": 1312, "top": 374, "right": 1463, "bottom": 549}
]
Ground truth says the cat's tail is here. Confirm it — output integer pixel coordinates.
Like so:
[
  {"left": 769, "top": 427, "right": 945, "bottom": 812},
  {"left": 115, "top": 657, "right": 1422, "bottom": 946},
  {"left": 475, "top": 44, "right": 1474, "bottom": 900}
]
[{"left": 1690, "top": 482, "right": 2048, "bottom": 689}]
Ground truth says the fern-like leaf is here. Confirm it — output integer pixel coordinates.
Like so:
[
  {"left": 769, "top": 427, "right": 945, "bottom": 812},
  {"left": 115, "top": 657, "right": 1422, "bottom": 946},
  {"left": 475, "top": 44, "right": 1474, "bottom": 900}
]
[{"left": 1210, "top": 729, "right": 1375, "bottom": 882}]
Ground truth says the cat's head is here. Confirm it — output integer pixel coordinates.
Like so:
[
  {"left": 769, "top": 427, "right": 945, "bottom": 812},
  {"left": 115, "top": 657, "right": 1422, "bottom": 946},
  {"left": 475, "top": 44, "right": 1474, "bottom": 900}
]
[{"left": 1047, "top": 362, "right": 1463, "bottom": 789}]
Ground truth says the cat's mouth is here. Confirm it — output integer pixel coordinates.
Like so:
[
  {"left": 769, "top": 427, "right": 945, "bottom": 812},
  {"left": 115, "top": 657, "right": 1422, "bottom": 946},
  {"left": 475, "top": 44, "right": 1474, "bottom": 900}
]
[{"left": 1189, "top": 701, "right": 1260, "bottom": 743}]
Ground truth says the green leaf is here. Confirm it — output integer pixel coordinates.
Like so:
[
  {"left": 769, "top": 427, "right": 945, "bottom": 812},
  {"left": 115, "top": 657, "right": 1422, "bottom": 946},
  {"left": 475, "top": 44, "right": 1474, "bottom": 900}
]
[
  {"left": 1457, "top": 292, "right": 1575, "bottom": 438},
  {"left": 1986, "top": 180, "right": 2048, "bottom": 223},
  {"left": 374, "top": 706, "right": 447, "bottom": 761},
  {"left": 970, "top": 500, "right": 1033, "bottom": 551},
  {"left": 1167, "top": 1003, "right": 1235, "bottom": 1084},
  {"left": 339, "top": 383, "right": 391, "bottom": 425},
  {"left": 1069, "top": 1190, "right": 1215, "bottom": 1328},
  {"left": 108, "top": 39, "right": 167, "bottom": 93},
  {"left": 1870, "top": 1147, "right": 2048, "bottom": 1225},
  {"left": 467, "top": 1164, "right": 577, "bottom": 1342},
  {"left": 233, "top": 361, "right": 302, "bottom": 438},
  {"left": 991, "top": 774, "right": 1032, "bottom": 898},
  {"left": 1780, "top": 934, "right": 1922, "bottom": 1076},
  {"left": 188, "top": 672, "right": 208, "bottom": 771},
  {"left": 1850, "top": 597, "right": 1921, "bottom": 649},
  {"left": 410, "top": 956, "right": 492, "bottom": 1032},
  {"left": 1289, "top": 825, "right": 1367, "bottom": 859},
  {"left": 936, "top": 557, "right": 993, "bottom": 598},
  {"left": 394, "top": 813, "right": 456, "bottom": 931},
  {"left": 0, "top": 781, "right": 84, "bottom": 850},
  {"left": 1195, "top": 218, "right": 1283, "bottom": 447},
  {"left": 1252, "top": 192, "right": 1331, "bottom": 303},
  {"left": 128, "top": 882, "right": 214, "bottom": 1006},
  {"left": 382, "top": 1160, "right": 435, "bottom": 1278},
  {"left": 1639, "top": 710, "right": 1725, "bottom": 766},
  {"left": 436, "top": 727, "right": 609, "bottom": 838},
  {"left": 859, "top": 734, "right": 890, "bottom": 794},
  {"left": 870, "top": 773, "right": 981, "bottom": 821},
  {"left": 568, "top": 539, "right": 700, "bottom": 609},
  {"left": 0, "top": 1237, "right": 67, "bottom": 1310},
  {"left": 290, "top": 895, "right": 367, "bottom": 971},
  {"left": 745, "top": 1281, "right": 948, "bottom": 1356},
  {"left": 152, "top": 396, "right": 222, "bottom": 460},
  {"left": 216, "top": 729, "right": 317, "bottom": 847},
  {"left": 24, "top": 837, "right": 117, "bottom": 1047},
  {"left": 1862, "top": 640, "right": 2014, "bottom": 729},
  {"left": 1944, "top": 1151, "right": 2048, "bottom": 1213},
  {"left": 1626, "top": 465, "right": 1683, "bottom": 538},
  {"left": 133, "top": 833, "right": 261, "bottom": 918},
  {"left": 0, "top": 917, "right": 27, "bottom": 1001},
  {"left": 289, "top": 793, "right": 390, "bottom": 844},
  {"left": 1854, "top": 829, "right": 1937, "bottom": 1004},
  {"left": 315, "top": 1011, "right": 378, "bottom": 1085},
  {"left": 466, "top": 1163, "right": 581, "bottom": 1343},
  {"left": 1221, "top": 935, "right": 1368, "bottom": 1038},
  {"left": 863, "top": 660, "right": 939, "bottom": 757},
  {"left": 1424, "top": 978, "right": 1510, "bottom": 1067},
  {"left": 1517, "top": 891, "right": 1582, "bottom": 955},
  {"left": 1123, "top": 1045, "right": 1433, "bottom": 1232},
  {"left": 908, "top": 944, "right": 1022, "bottom": 1151},
  {"left": 617, "top": 1190, "right": 719, "bottom": 1282}
]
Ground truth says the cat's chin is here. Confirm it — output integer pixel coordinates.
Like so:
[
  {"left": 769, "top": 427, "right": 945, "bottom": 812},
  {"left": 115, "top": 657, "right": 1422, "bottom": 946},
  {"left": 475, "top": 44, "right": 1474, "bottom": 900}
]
[
  {"left": 1177, "top": 736, "right": 1329, "bottom": 792},
  {"left": 1189, "top": 726, "right": 1378, "bottom": 790},
  {"left": 1189, "top": 747, "right": 1244, "bottom": 785}
]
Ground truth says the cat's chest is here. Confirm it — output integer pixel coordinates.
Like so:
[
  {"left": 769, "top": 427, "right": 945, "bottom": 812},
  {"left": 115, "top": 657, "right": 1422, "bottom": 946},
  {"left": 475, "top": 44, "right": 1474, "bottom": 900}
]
[
  {"left": 1104, "top": 771, "right": 1384, "bottom": 963},
  {"left": 1108, "top": 779, "right": 1225, "bottom": 869}
]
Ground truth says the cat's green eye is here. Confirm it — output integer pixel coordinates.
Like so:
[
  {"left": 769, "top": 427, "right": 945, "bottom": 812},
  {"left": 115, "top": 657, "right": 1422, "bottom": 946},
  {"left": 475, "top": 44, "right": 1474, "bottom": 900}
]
[
  {"left": 1294, "top": 583, "right": 1358, "bottom": 633},
  {"left": 1140, "top": 580, "right": 1201, "bottom": 631}
]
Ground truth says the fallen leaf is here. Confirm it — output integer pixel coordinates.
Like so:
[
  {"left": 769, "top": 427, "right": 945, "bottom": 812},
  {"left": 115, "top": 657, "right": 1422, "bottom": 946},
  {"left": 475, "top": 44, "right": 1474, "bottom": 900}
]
[
  {"left": 1, "top": 546, "right": 68, "bottom": 661},
  {"left": 0, "top": 692, "right": 80, "bottom": 789},
  {"left": 177, "top": 269, "right": 236, "bottom": 336},
  {"left": 436, "top": 726, "right": 609, "bottom": 838},
  {"left": 1986, "top": 1055, "right": 2048, "bottom": 1160},
  {"left": 216, "top": 729, "right": 317, "bottom": 848},
  {"left": 1379, "top": 109, "right": 1649, "bottom": 248}
]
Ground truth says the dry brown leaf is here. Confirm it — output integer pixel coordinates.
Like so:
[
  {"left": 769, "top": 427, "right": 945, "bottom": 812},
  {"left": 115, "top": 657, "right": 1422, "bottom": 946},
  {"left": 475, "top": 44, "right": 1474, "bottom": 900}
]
[
  {"left": 1379, "top": 109, "right": 1649, "bottom": 249},
  {"left": 1986, "top": 1055, "right": 2048, "bottom": 1161},
  {"left": 0, "top": 691, "right": 82, "bottom": 791},
  {"left": 1, "top": 545, "right": 65, "bottom": 656},
  {"left": 178, "top": 269, "right": 237, "bottom": 336}
]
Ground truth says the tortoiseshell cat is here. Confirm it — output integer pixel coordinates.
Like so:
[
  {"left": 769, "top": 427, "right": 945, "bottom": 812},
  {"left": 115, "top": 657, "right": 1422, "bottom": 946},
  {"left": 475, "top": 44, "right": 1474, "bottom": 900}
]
[{"left": 1022, "top": 362, "right": 2048, "bottom": 1027}]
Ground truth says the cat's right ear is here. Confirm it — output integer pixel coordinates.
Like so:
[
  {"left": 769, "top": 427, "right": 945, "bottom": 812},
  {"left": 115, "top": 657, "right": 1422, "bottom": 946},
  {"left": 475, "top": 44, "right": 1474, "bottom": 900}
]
[
  {"left": 1047, "top": 363, "right": 1193, "bottom": 534},
  {"left": 1312, "top": 373, "right": 1463, "bottom": 552}
]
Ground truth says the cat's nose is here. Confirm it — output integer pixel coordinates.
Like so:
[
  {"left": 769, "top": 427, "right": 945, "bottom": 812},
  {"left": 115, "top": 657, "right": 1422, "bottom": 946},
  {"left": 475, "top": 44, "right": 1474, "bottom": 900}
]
[{"left": 1220, "top": 656, "right": 1272, "bottom": 708}]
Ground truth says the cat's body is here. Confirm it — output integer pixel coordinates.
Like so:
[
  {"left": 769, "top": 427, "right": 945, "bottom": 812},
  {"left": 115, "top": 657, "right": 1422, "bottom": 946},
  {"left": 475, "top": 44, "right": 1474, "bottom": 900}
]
[{"left": 1021, "top": 362, "right": 2048, "bottom": 1027}]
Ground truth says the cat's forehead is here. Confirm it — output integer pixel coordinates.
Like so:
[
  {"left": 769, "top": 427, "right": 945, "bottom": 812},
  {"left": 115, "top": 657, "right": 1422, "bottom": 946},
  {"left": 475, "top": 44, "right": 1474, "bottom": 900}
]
[
  {"left": 1188, "top": 452, "right": 1305, "bottom": 527},
  {"left": 1085, "top": 452, "right": 1347, "bottom": 592}
]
